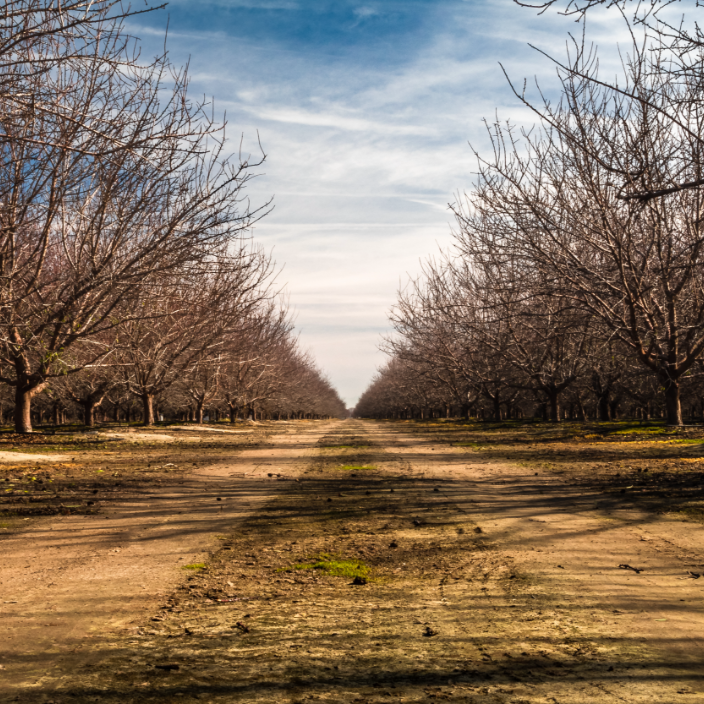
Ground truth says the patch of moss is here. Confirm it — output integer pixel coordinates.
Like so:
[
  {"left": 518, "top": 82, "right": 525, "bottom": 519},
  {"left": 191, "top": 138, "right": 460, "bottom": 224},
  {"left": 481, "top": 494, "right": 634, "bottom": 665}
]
[
  {"left": 182, "top": 563, "right": 207, "bottom": 571},
  {"left": 279, "top": 553, "right": 370, "bottom": 579},
  {"left": 339, "top": 464, "right": 376, "bottom": 471}
]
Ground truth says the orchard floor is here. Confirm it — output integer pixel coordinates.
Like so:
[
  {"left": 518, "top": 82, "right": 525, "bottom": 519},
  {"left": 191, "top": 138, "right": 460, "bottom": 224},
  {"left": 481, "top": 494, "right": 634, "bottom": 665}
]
[{"left": 1, "top": 418, "right": 704, "bottom": 703}]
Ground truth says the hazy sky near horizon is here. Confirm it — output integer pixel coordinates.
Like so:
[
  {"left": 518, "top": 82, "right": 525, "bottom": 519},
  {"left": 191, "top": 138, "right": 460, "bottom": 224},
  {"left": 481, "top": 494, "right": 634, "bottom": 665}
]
[{"left": 130, "top": 0, "right": 620, "bottom": 407}]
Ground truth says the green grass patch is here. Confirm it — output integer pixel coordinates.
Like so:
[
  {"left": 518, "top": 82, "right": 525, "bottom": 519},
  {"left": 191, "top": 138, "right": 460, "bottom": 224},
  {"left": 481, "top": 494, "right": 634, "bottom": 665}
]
[
  {"left": 338, "top": 464, "right": 377, "bottom": 471},
  {"left": 278, "top": 553, "right": 370, "bottom": 579},
  {"left": 676, "top": 506, "right": 704, "bottom": 522},
  {"left": 610, "top": 426, "right": 671, "bottom": 436},
  {"left": 182, "top": 563, "right": 207, "bottom": 571}
]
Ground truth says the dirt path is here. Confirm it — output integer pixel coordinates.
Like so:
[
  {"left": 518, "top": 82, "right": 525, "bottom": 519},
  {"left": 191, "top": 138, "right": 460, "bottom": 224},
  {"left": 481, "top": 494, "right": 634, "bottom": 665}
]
[
  {"left": 2, "top": 418, "right": 703, "bottom": 703},
  {"left": 379, "top": 423, "right": 704, "bottom": 674},
  {"left": 0, "top": 421, "right": 338, "bottom": 697}
]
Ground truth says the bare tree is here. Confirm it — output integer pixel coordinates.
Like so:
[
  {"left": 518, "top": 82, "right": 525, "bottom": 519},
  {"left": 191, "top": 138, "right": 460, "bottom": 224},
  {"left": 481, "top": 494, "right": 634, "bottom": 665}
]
[
  {"left": 455, "top": 30, "right": 704, "bottom": 424},
  {"left": 119, "top": 249, "right": 274, "bottom": 425},
  {"left": 51, "top": 335, "right": 122, "bottom": 426},
  {"left": 219, "top": 303, "right": 293, "bottom": 422},
  {"left": 0, "top": 7, "right": 269, "bottom": 432}
]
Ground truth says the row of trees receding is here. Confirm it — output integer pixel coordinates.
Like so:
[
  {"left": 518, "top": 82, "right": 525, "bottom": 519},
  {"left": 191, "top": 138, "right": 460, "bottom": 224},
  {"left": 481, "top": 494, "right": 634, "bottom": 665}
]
[
  {"left": 356, "top": 0, "right": 704, "bottom": 426},
  {"left": 0, "top": 1, "right": 346, "bottom": 431}
]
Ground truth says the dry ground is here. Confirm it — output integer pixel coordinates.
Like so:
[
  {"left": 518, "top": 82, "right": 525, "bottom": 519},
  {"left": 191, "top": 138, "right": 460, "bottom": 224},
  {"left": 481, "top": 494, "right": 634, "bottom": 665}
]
[{"left": 1, "top": 418, "right": 703, "bottom": 703}]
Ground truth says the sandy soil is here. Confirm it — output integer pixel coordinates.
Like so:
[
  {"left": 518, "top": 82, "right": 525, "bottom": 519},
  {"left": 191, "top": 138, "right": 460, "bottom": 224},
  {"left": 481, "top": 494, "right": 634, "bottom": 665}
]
[
  {"left": 97, "top": 433, "right": 176, "bottom": 443},
  {"left": 386, "top": 423, "right": 704, "bottom": 681},
  {"left": 164, "top": 427, "right": 254, "bottom": 435},
  {"left": 0, "top": 421, "right": 335, "bottom": 699},
  {"left": 0, "top": 451, "right": 69, "bottom": 463},
  {"left": 1, "top": 418, "right": 703, "bottom": 703}
]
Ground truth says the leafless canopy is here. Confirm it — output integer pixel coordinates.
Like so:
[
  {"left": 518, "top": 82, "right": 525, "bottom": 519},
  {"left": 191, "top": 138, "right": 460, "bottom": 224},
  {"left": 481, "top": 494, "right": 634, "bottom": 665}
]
[{"left": 357, "top": 1, "right": 704, "bottom": 426}]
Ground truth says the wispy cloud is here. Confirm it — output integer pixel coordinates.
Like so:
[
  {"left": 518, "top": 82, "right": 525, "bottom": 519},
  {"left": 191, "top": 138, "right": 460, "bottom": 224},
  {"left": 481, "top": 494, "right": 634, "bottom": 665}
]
[
  {"left": 353, "top": 6, "right": 380, "bottom": 19},
  {"left": 246, "top": 105, "right": 438, "bottom": 136}
]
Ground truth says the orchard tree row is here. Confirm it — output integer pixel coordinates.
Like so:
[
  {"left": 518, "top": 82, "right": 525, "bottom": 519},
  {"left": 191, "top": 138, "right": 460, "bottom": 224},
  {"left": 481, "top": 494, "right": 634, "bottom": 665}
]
[
  {"left": 356, "top": 0, "right": 704, "bottom": 426},
  {"left": 0, "top": 1, "right": 346, "bottom": 431}
]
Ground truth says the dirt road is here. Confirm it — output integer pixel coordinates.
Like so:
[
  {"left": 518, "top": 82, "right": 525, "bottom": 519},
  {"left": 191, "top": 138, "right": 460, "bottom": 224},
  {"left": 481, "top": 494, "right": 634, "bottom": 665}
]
[
  {"left": 2, "top": 419, "right": 703, "bottom": 703},
  {"left": 387, "top": 422, "right": 704, "bottom": 664},
  {"left": 0, "top": 421, "right": 337, "bottom": 699}
]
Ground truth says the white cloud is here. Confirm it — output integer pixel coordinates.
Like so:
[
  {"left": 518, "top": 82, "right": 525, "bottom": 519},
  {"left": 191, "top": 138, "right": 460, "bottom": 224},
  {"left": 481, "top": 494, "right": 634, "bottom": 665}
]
[
  {"left": 353, "top": 6, "right": 380, "bottom": 19},
  {"left": 131, "top": 0, "right": 628, "bottom": 405},
  {"left": 246, "top": 105, "right": 438, "bottom": 136}
]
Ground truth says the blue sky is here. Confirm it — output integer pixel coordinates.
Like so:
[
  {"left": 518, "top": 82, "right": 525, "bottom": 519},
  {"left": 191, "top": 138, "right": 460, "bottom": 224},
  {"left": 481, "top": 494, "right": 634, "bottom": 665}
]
[{"left": 131, "top": 0, "right": 619, "bottom": 406}]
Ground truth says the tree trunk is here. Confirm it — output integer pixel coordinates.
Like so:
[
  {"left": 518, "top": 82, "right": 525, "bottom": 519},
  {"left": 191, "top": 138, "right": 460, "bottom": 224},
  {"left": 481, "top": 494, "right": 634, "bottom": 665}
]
[
  {"left": 196, "top": 401, "right": 204, "bottom": 424},
  {"left": 664, "top": 380, "right": 682, "bottom": 426},
  {"left": 609, "top": 398, "right": 620, "bottom": 420},
  {"left": 575, "top": 396, "right": 587, "bottom": 422},
  {"left": 596, "top": 393, "right": 610, "bottom": 422},
  {"left": 83, "top": 400, "right": 96, "bottom": 427},
  {"left": 548, "top": 392, "right": 561, "bottom": 423},
  {"left": 141, "top": 394, "right": 156, "bottom": 426},
  {"left": 492, "top": 396, "right": 502, "bottom": 422},
  {"left": 14, "top": 385, "right": 34, "bottom": 433}
]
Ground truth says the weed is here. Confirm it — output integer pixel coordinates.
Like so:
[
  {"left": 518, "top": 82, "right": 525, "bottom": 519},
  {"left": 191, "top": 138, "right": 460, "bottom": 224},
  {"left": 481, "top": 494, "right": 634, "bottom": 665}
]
[
  {"left": 279, "top": 553, "right": 370, "bottom": 579},
  {"left": 183, "top": 563, "right": 207, "bottom": 571},
  {"left": 338, "top": 464, "right": 376, "bottom": 471}
]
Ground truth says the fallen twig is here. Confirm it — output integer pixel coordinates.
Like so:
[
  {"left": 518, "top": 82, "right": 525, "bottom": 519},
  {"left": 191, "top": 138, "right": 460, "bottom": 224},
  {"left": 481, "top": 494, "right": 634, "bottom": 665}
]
[{"left": 619, "top": 564, "right": 643, "bottom": 574}]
